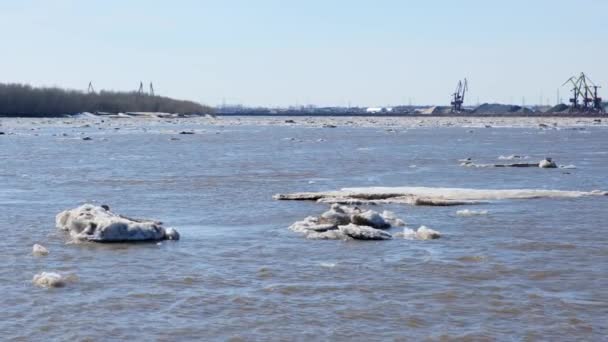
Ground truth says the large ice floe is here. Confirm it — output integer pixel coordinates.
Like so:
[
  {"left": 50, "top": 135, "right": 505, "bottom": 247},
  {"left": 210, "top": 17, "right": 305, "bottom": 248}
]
[
  {"left": 289, "top": 204, "right": 405, "bottom": 240},
  {"left": 56, "top": 204, "right": 180, "bottom": 242},
  {"left": 275, "top": 186, "right": 606, "bottom": 206},
  {"left": 461, "top": 158, "right": 558, "bottom": 168}
]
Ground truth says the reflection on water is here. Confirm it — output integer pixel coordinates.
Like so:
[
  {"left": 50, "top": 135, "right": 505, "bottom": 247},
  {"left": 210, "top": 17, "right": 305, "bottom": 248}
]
[{"left": 0, "top": 119, "right": 607, "bottom": 340}]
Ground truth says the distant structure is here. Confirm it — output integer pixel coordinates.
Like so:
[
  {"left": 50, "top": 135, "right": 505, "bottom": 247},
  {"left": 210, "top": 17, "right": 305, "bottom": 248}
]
[
  {"left": 149, "top": 82, "right": 155, "bottom": 96},
  {"left": 366, "top": 107, "right": 393, "bottom": 114},
  {"left": 87, "top": 82, "right": 95, "bottom": 94},
  {"left": 137, "top": 81, "right": 144, "bottom": 95},
  {"left": 451, "top": 78, "right": 468, "bottom": 113},
  {"left": 562, "top": 72, "right": 604, "bottom": 113}
]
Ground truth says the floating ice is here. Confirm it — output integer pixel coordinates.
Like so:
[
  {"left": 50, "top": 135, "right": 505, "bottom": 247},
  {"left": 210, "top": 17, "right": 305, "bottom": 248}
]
[
  {"left": 320, "top": 204, "right": 354, "bottom": 226},
  {"left": 306, "top": 229, "right": 347, "bottom": 240},
  {"left": 414, "top": 226, "right": 441, "bottom": 240},
  {"left": 338, "top": 224, "right": 392, "bottom": 240},
  {"left": 381, "top": 211, "right": 406, "bottom": 227},
  {"left": 461, "top": 157, "right": 559, "bottom": 169},
  {"left": 538, "top": 158, "right": 557, "bottom": 168},
  {"left": 396, "top": 228, "right": 417, "bottom": 240},
  {"left": 32, "top": 272, "right": 77, "bottom": 288},
  {"left": 351, "top": 210, "right": 391, "bottom": 229},
  {"left": 498, "top": 155, "right": 528, "bottom": 160},
  {"left": 395, "top": 226, "right": 441, "bottom": 240},
  {"left": 275, "top": 186, "right": 606, "bottom": 206},
  {"left": 56, "top": 204, "right": 180, "bottom": 242},
  {"left": 32, "top": 244, "right": 49, "bottom": 256},
  {"left": 289, "top": 216, "right": 339, "bottom": 235},
  {"left": 456, "top": 209, "right": 489, "bottom": 217},
  {"left": 164, "top": 227, "right": 180, "bottom": 241},
  {"left": 289, "top": 205, "right": 404, "bottom": 240}
]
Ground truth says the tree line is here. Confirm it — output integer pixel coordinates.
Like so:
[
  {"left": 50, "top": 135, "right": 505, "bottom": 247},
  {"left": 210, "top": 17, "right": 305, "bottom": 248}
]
[{"left": 0, "top": 83, "right": 213, "bottom": 117}]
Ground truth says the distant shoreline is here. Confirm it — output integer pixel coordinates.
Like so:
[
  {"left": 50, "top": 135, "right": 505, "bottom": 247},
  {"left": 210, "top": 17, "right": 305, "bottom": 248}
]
[
  {"left": 214, "top": 112, "right": 607, "bottom": 118},
  {"left": 0, "top": 83, "right": 213, "bottom": 117},
  {"left": 1, "top": 112, "right": 606, "bottom": 119}
]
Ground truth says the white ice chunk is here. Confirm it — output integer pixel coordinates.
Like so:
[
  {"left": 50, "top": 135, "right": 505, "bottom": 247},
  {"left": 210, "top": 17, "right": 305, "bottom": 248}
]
[
  {"left": 32, "top": 244, "right": 49, "bottom": 256},
  {"left": 456, "top": 209, "right": 489, "bottom": 217},
  {"left": 56, "top": 204, "right": 179, "bottom": 242},
  {"left": 32, "top": 272, "right": 77, "bottom": 288},
  {"left": 338, "top": 224, "right": 392, "bottom": 240}
]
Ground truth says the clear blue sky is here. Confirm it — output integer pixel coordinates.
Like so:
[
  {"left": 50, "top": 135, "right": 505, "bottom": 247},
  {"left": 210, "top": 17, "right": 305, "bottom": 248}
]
[{"left": 1, "top": 0, "right": 607, "bottom": 107}]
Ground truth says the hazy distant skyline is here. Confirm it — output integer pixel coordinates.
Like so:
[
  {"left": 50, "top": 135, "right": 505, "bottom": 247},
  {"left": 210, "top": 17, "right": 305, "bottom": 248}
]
[{"left": 1, "top": 0, "right": 607, "bottom": 107}]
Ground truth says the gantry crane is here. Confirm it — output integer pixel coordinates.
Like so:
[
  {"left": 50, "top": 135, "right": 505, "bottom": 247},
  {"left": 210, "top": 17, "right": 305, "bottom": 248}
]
[
  {"left": 451, "top": 78, "right": 468, "bottom": 113},
  {"left": 562, "top": 73, "right": 604, "bottom": 113}
]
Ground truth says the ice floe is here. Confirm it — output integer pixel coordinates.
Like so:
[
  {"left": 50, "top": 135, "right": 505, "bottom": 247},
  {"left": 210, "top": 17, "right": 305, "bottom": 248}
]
[
  {"left": 538, "top": 158, "right": 557, "bottom": 168},
  {"left": 351, "top": 210, "right": 391, "bottom": 229},
  {"left": 32, "top": 272, "right": 77, "bottom": 288},
  {"left": 275, "top": 186, "right": 606, "bottom": 206},
  {"left": 395, "top": 226, "right": 442, "bottom": 240},
  {"left": 289, "top": 205, "right": 404, "bottom": 240},
  {"left": 381, "top": 211, "right": 406, "bottom": 227},
  {"left": 498, "top": 155, "right": 529, "bottom": 160},
  {"left": 32, "top": 244, "right": 49, "bottom": 256},
  {"left": 56, "top": 204, "right": 180, "bottom": 242},
  {"left": 456, "top": 209, "right": 489, "bottom": 217},
  {"left": 339, "top": 223, "right": 392, "bottom": 240},
  {"left": 461, "top": 158, "right": 558, "bottom": 168}
]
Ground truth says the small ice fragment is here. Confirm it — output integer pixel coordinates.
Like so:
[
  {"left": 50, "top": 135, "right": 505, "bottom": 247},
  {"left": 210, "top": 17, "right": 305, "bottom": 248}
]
[
  {"left": 338, "top": 224, "right": 392, "bottom": 240},
  {"left": 164, "top": 227, "right": 180, "bottom": 241},
  {"left": 381, "top": 210, "right": 406, "bottom": 227},
  {"left": 498, "top": 155, "right": 528, "bottom": 160},
  {"left": 32, "top": 244, "right": 49, "bottom": 256},
  {"left": 396, "top": 228, "right": 417, "bottom": 240},
  {"left": 416, "top": 226, "right": 441, "bottom": 240},
  {"left": 456, "top": 209, "right": 488, "bottom": 217},
  {"left": 351, "top": 210, "right": 391, "bottom": 229},
  {"left": 32, "top": 272, "right": 77, "bottom": 288},
  {"left": 539, "top": 158, "right": 557, "bottom": 168}
]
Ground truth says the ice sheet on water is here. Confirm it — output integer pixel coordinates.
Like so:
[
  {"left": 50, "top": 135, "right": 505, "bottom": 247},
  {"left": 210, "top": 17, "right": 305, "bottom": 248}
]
[
  {"left": 276, "top": 186, "right": 606, "bottom": 205},
  {"left": 335, "top": 186, "right": 605, "bottom": 201}
]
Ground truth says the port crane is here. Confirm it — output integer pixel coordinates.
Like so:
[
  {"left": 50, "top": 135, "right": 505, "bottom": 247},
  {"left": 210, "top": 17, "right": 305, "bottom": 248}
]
[
  {"left": 451, "top": 78, "right": 468, "bottom": 113},
  {"left": 562, "top": 73, "right": 604, "bottom": 113}
]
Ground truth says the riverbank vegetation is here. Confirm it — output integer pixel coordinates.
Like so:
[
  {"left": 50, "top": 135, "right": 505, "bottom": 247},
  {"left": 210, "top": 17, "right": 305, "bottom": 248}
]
[{"left": 0, "top": 83, "right": 213, "bottom": 117}]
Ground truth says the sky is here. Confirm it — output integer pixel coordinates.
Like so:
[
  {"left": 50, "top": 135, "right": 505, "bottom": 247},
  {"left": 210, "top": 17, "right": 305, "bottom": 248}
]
[{"left": 1, "top": 0, "right": 607, "bottom": 107}]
